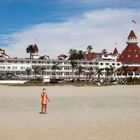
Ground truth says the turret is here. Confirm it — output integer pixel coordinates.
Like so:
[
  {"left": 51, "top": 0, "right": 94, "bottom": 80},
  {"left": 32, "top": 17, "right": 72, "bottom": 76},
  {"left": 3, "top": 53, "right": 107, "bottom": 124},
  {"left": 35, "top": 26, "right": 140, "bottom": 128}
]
[{"left": 126, "top": 30, "right": 138, "bottom": 44}]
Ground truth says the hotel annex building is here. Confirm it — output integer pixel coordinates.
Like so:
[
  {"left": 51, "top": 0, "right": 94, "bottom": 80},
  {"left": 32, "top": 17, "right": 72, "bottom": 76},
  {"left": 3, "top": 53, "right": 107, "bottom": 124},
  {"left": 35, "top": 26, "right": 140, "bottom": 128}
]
[{"left": 0, "top": 30, "right": 140, "bottom": 80}]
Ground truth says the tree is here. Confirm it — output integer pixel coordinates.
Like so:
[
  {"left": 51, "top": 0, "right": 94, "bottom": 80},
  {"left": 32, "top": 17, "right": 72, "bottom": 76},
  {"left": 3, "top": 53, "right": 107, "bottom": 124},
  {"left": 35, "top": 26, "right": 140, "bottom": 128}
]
[
  {"left": 40, "top": 66, "right": 47, "bottom": 75},
  {"left": 32, "top": 65, "right": 41, "bottom": 77},
  {"left": 77, "top": 50, "right": 84, "bottom": 60},
  {"left": 95, "top": 68, "right": 104, "bottom": 82},
  {"left": 88, "top": 67, "right": 94, "bottom": 81},
  {"left": 26, "top": 44, "right": 39, "bottom": 59},
  {"left": 69, "top": 49, "right": 78, "bottom": 60},
  {"left": 104, "top": 66, "right": 115, "bottom": 83},
  {"left": 109, "top": 66, "right": 115, "bottom": 76},
  {"left": 105, "top": 67, "right": 111, "bottom": 78},
  {"left": 76, "top": 65, "right": 84, "bottom": 81},
  {"left": 51, "top": 63, "right": 61, "bottom": 76},
  {"left": 25, "top": 67, "right": 32, "bottom": 76},
  {"left": 69, "top": 49, "right": 78, "bottom": 80},
  {"left": 121, "top": 66, "right": 129, "bottom": 78}
]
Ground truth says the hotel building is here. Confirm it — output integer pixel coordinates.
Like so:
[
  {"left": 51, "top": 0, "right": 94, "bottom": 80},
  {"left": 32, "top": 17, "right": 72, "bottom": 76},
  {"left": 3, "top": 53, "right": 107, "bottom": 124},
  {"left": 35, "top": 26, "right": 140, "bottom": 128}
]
[{"left": 0, "top": 30, "right": 140, "bottom": 81}]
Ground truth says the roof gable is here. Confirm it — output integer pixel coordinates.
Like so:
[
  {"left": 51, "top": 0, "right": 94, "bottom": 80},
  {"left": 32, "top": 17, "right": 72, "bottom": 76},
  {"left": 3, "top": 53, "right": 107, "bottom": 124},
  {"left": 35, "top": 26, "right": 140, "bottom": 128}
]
[{"left": 118, "top": 44, "right": 140, "bottom": 63}]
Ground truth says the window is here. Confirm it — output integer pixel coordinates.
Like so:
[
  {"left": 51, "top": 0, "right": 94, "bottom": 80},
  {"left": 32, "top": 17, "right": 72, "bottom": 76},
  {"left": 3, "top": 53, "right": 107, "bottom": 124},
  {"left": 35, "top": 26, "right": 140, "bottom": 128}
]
[
  {"left": 135, "top": 55, "right": 138, "bottom": 58},
  {"left": 128, "top": 55, "right": 130, "bottom": 58},
  {"left": 100, "top": 63, "right": 104, "bottom": 65},
  {"left": 128, "top": 72, "right": 133, "bottom": 75},
  {"left": 21, "top": 67, "right": 25, "bottom": 70},
  {"left": 64, "top": 67, "right": 70, "bottom": 70},
  {"left": 47, "top": 72, "right": 51, "bottom": 75},
  {"left": 26, "top": 61, "right": 30, "bottom": 63},
  {"left": 52, "top": 61, "right": 56, "bottom": 64},
  {"left": 83, "top": 62, "right": 87, "bottom": 65},
  {"left": 135, "top": 72, "right": 139, "bottom": 75},
  {"left": 65, "top": 72, "right": 70, "bottom": 75},
  {"left": 89, "top": 62, "right": 93, "bottom": 65},
  {"left": 105, "top": 63, "right": 109, "bottom": 65},
  {"left": 12, "top": 67, "right": 17, "bottom": 70},
  {"left": 32, "top": 61, "right": 37, "bottom": 64},
  {"left": 95, "top": 62, "right": 98, "bottom": 65}
]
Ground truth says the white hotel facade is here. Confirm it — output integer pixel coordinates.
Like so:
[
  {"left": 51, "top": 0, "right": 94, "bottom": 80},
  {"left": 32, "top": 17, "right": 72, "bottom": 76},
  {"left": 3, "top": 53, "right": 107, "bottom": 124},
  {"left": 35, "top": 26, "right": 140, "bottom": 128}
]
[{"left": 0, "top": 56, "right": 122, "bottom": 80}]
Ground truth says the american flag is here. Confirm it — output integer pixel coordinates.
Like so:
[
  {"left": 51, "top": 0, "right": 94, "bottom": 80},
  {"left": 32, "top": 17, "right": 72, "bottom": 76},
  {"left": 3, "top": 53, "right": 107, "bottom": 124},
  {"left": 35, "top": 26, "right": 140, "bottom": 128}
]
[{"left": 132, "top": 20, "right": 136, "bottom": 24}]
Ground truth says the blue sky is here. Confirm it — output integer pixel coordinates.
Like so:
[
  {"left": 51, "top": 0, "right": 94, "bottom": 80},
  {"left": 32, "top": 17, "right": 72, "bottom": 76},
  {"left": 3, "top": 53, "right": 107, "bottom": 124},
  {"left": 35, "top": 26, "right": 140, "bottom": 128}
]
[{"left": 0, "top": 0, "right": 140, "bottom": 58}]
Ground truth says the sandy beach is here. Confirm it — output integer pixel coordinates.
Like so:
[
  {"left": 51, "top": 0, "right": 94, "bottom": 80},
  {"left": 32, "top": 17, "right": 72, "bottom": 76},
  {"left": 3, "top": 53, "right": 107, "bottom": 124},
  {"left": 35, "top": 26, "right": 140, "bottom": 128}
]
[{"left": 0, "top": 85, "right": 140, "bottom": 140}]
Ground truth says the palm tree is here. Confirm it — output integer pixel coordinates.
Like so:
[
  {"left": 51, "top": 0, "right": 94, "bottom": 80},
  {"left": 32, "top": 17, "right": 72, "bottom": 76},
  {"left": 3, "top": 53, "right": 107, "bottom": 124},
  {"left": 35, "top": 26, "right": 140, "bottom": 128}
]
[
  {"left": 40, "top": 66, "right": 47, "bottom": 75},
  {"left": 77, "top": 65, "right": 84, "bottom": 81},
  {"left": 26, "top": 44, "right": 39, "bottom": 59},
  {"left": 88, "top": 67, "right": 94, "bottom": 81},
  {"left": 69, "top": 49, "right": 78, "bottom": 60},
  {"left": 77, "top": 50, "right": 84, "bottom": 60},
  {"left": 69, "top": 49, "right": 78, "bottom": 80},
  {"left": 105, "top": 67, "right": 111, "bottom": 78},
  {"left": 32, "top": 65, "right": 41, "bottom": 77},
  {"left": 104, "top": 66, "right": 115, "bottom": 83},
  {"left": 51, "top": 63, "right": 61, "bottom": 77},
  {"left": 95, "top": 68, "right": 104, "bottom": 82},
  {"left": 25, "top": 67, "right": 32, "bottom": 77}
]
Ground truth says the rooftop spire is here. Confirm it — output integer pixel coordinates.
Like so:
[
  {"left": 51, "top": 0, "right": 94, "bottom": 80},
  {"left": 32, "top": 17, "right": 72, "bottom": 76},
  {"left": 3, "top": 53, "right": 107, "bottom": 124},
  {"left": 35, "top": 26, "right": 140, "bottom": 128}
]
[
  {"left": 127, "top": 30, "right": 138, "bottom": 44},
  {"left": 113, "top": 47, "right": 119, "bottom": 55}
]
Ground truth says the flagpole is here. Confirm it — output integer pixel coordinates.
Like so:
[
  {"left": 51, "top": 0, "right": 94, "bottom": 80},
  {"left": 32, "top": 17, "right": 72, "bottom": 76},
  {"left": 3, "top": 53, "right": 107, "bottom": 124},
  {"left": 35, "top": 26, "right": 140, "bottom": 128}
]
[{"left": 131, "top": 19, "right": 136, "bottom": 31}]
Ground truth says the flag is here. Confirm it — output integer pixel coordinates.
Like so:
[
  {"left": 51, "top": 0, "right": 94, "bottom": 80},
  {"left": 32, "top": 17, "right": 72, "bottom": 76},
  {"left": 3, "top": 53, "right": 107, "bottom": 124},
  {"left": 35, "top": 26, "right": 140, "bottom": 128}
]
[{"left": 132, "top": 20, "right": 136, "bottom": 24}]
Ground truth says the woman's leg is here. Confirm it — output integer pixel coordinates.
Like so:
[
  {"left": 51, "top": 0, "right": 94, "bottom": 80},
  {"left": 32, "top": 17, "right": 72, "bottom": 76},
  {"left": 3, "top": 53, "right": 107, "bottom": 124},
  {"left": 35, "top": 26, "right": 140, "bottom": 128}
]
[{"left": 44, "top": 104, "right": 47, "bottom": 114}]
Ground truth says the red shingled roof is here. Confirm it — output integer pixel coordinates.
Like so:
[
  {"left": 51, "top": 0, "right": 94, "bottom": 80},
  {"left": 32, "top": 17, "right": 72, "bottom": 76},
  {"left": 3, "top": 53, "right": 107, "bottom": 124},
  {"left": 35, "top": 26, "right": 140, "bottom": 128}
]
[
  {"left": 118, "top": 44, "right": 140, "bottom": 63},
  {"left": 84, "top": 51, "right": 96, "bottom": 61},
  {"left": 128, "top": 30, "right": 137, "bottom": 39},
  {"left": 58, "top": 54, "right": 67, "bottom": 60},
  {"left": 117, "top": 66, "right": 140, "bottom": 72}
]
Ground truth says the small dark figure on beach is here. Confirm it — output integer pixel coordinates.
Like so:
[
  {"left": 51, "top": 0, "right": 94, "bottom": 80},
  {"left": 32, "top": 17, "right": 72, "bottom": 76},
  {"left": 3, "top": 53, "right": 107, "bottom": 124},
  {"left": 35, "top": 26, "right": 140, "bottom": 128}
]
[{"left": 41, "top": 88, "right": 50, "bottom": 114}]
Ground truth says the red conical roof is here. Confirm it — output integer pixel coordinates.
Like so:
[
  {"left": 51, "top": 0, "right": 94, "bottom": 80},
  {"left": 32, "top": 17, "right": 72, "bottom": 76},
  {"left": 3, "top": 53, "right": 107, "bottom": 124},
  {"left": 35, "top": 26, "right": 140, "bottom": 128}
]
[
  {"left": 33, "top": 44, "right": 39, "bottom": 52},
  {"left": 113, "top": 48, "right": 119, "bottom": 55},
  {"left": 128, "top": 30, "right": 137, "bottom": 39}
]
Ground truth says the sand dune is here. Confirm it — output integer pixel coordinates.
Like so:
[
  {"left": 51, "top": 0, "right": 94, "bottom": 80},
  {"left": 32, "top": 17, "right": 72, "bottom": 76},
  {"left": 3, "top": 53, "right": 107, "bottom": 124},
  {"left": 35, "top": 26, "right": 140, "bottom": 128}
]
[{"left": 0, "top": 85, "right": 140, "bottom": 140}]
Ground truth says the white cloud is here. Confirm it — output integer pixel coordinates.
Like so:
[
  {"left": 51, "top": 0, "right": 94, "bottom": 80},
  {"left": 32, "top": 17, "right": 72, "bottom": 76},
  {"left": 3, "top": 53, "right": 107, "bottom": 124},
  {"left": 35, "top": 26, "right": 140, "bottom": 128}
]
[{"left": 3, "top": 8, "right": 140, "bottom": 59}]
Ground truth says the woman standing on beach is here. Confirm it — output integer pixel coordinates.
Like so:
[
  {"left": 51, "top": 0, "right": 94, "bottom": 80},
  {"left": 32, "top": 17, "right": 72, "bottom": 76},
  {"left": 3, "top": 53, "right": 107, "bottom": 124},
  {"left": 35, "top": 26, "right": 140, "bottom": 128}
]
[{"left": 41, "top": 88, "right": 50, "bottom": 114}]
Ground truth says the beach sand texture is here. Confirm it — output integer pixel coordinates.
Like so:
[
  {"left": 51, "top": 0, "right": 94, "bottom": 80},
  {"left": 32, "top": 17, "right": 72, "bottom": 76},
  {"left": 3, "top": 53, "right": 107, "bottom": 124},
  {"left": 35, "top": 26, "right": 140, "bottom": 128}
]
[{"left": 0, "top": 85, "right": 140, "bottom": 140}]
